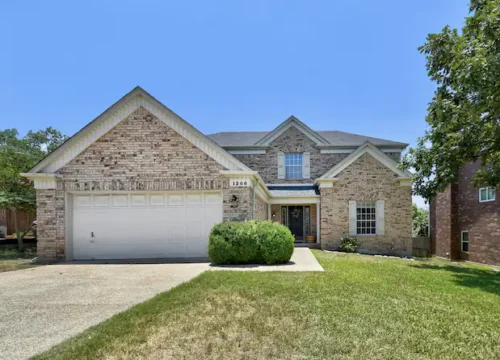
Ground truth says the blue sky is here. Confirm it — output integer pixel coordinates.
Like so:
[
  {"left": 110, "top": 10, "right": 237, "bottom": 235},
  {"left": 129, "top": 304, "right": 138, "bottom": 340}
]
[{"left": 1, "top": 1, "right": 469, "bottom": 207}]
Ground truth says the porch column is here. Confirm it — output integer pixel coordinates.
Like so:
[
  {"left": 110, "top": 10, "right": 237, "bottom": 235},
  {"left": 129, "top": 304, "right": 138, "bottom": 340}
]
[
  {"left": 316, "top": 204, "right": 320, "bottom": 244},
  {"left": 267, "top": 203, "right": 271, "bottom": 220}
]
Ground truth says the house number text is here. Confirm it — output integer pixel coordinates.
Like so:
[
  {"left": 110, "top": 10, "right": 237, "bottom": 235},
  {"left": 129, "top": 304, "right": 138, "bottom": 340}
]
[{"left": 232, "top": 181, "right": 248, "bottom": 186}]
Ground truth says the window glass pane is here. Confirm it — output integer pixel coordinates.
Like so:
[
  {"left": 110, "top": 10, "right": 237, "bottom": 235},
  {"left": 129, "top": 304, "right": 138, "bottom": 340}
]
[
  {"left": 285, "top": 153, "right": 303, "bottom": 179},
  {"left": 488, "top": 188, "right": 495, "bottom": 199},
  {"left": 462, "top": 241, "right": 469, "bottom": 252},
  {"left": 356, "top": 201, "right": 376, "bottom": 235},
  {"left": 480, "top": 188, "right": 486, "bottom": 201}
]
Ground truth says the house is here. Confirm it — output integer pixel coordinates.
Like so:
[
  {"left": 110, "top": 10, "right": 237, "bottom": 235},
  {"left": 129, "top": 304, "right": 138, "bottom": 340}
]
[
  {"left": 430, "top": 161, "right": 500, "bottom": 266},
  {"left": 22, "top": 87, "right": 412, "bottom": 262}
]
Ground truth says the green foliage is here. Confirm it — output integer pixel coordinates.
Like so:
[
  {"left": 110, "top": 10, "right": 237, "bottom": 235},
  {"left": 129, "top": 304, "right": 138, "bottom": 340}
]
[
  {"left": 208, "top": 222, "right": 260, "bottom": 264},
  {"left": 401, "top": 0, "right": 500, "bottom": 199},
  {"left": 340, "top": 235, "right": 359, "bottom": 253},
  {"left": 412, "top": 204, "right": 429, "bottom": 237},
  {"left": 254, "top": 221, "right": 294, "bottom": 265},
  {"left": 208, "top": 221, "right": 294, "bottom": 265},
  {"left": 0, "top": 128, "right": 67, "bottom": 247}
]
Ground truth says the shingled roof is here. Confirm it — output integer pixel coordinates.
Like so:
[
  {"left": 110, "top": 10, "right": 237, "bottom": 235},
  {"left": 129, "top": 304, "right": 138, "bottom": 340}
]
[{"left": 207, "top": 130, "right": 408, "bottom": 148}]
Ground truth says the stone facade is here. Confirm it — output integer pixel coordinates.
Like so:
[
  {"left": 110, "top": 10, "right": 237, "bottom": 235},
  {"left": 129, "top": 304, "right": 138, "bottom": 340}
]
[
  {"left": 320, "top": 153, "right": 412, "bottom": 256},
  {"left": 430, "top": 162, "right": 500, "bottom": 266},
  {"left": 233, "top": 127, "right": 349, "bottom": 184}
]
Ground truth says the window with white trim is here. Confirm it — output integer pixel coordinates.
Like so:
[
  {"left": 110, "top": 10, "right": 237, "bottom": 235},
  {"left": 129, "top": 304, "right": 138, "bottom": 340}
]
[
  {"left": 285, "top": 153, "right": 302, "bottom": 179},
  {"left": 479, "top": 187, "right": 495, "bottom": 202},
  {"left": 356, "top": 201, "right": 376, "bottom": 235},
  {"left": 461, "top": 231, "right": 469, "bottom": 252}
]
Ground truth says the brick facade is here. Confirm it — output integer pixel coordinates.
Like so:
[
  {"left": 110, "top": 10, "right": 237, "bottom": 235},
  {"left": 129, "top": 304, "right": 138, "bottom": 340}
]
[
  {"left": 36, "top": 107, "right": 254, "bottom": 261},
  {"left": 233, "top": 127, "right": 349, "bottom": 184},
  {"left": 320, "top": 153, "right": 412, "bottom": 256},
  {"left": 255, "top": 195, "right": 268, "bottom": 221},
  {"left": 33, "top": 102, "right": 411, "bottom": 261},
  {"left": 431, "top": 162, "right": 500, "bottom": 266}
]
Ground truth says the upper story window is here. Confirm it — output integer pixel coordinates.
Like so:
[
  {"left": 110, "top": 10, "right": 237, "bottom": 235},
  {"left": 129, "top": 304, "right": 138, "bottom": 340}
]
[
  {"left": 479, "top": 187, "right": 495, "bottom": 202},
  {"left": 285, "top": 153, "right": 303, "bottom": 179},
  {"left": 356, "top": 201, "right": 376, "bottom": 235}
]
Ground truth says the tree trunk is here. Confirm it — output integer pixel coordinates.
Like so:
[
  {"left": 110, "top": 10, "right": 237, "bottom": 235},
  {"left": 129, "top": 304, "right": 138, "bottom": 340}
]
[{"left": 12, "top": 208, "right": 24, "bottom": 252}]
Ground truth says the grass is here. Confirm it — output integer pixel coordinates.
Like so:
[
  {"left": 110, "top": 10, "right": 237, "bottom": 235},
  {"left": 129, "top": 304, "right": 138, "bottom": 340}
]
[
  {"left": 34, "top": 251, "right": 500, "bottom": 360},
  {"left": 0, "top": 247, "right": 38, "bottom": 273}
]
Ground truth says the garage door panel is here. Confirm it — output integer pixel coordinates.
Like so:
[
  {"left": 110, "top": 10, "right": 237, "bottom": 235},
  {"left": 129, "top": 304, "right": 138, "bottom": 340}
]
[{"left": 72, "top": 192, "right": 222, "bottom": 260}]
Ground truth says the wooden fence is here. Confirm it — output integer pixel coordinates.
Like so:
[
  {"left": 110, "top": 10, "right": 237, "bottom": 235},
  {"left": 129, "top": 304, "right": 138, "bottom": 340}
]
[{"left": 412, "top": 236, "right": 431, "bottom": 257}]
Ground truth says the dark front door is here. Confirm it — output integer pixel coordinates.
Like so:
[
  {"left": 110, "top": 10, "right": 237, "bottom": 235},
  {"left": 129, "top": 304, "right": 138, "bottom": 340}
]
[{"left": 288, "top": 206, "right": 304, "bottom": 240}]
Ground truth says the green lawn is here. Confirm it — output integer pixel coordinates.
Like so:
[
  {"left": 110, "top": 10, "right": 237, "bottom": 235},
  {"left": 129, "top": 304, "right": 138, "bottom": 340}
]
[
  {"left": 34, "top": 251, "right": 500, "bottom": 360},
  {"left": 0, "top": 247, "right": 37, "bottom": 273}
]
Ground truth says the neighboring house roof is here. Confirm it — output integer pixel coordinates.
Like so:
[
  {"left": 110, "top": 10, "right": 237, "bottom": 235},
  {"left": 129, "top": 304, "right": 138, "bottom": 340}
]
[
  {"left": 207, "top": 119, "right": 408, "bottom": 149},
  {"left": 26, "top": 86, "right": 252, "bottom": 174}
]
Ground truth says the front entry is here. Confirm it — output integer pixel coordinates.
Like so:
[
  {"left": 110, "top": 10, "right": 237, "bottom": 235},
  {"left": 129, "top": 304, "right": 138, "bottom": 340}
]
[{"left": 288, "top": 206, "right": 304, "bottom": 240}]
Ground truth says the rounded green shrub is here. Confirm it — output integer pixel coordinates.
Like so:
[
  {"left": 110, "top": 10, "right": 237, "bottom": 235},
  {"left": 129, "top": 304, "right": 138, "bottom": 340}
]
[
  {"left": 208, "top": 221, "right": 294, "bottom": 265},
  {"left": 208, "top": 221, "right": 259, "bottom": 264},
  {"left": 256, "top": 221, "right": 295, "bottom": 264}
]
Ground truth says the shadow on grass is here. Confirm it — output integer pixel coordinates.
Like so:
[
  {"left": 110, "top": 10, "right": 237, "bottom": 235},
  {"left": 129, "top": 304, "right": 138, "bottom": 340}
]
[{"left": 412, "top": 263, "right": 500, "bottom": 296}]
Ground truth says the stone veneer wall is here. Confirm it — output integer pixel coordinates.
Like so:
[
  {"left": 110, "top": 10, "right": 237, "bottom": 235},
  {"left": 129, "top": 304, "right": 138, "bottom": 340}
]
[
  {"left": 36, "top": 107, "right": 256, "bottom": 261},
  {"left": 320, "top": 153, "right": 412, "bottom": 256},
  {"left": 233, "top": 127, "right": 349, "bottom": 184}
]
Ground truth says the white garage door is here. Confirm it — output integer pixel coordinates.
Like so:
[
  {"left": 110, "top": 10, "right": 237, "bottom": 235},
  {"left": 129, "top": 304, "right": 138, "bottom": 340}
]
[{"left": 72, "top": 191, "right": 222, "bottom": 260}]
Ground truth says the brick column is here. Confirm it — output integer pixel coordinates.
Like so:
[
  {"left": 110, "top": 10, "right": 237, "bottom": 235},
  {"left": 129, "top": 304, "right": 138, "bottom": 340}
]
[
  {"left": 320, "top": 187, "right": 335, "bottom": 249},
  {"left": 36, "top": 189, "right": 58, "bottom": 262},
  {"left": 435, "top": 184, "right": 459, "bottom": 259}
]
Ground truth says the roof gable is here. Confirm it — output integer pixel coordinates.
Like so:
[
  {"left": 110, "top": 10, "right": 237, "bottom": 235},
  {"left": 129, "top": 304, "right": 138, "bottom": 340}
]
[
  {"left": 318, "top": 141, "right": 411, "bottom": 180},
  {"left": 254, "top": 116, "right": 330, "bottom": 146},
  {"left": 28, "top": 87, "right": 252, "bottom": 174}
]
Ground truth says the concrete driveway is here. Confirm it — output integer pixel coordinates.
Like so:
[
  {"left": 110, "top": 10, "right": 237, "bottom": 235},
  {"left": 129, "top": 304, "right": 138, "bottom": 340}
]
[{"left": 0, "top": 263, "right": 209, "bottom": 360}]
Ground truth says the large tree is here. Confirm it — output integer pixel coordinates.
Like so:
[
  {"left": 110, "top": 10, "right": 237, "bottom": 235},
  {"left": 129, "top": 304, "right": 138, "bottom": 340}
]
[
  {"left": 402, "top": 0, "right": 500, "bottom": 200},
  {"left": 0, "top": 128, "right": 67, "bottom": 250}
]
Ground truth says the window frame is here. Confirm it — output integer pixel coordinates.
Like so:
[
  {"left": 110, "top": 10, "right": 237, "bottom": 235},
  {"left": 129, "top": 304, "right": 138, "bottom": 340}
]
[
  {"left": 284, "top": 153, "right": 303, "bottom": 179},
  {"left": 356, "top": 201, "right": 377, "bottom": 236},
  {"left": 461, "top": 231, "right": 469, "bottom": 253},
  {"left": 479, "top": 187, "right": 495, "bottom": 203}
]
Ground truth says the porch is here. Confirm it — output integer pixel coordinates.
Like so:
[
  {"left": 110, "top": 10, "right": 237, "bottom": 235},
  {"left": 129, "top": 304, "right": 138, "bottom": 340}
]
[{"left": 268, "top": 203, "right": 320, "bottom": 245}]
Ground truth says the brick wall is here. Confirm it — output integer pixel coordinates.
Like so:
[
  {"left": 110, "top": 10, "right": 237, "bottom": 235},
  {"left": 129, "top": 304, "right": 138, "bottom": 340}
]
[
  {"left": 37, "top": 107, "right": 254, "bottom": 261},
  {"left": 320, "top": 153, "right": 412, "bottom": 256},
  {"left": 432, "top": 162, "right": 500, "bottom": 266},
  {"left": 255, "top": 195, "right": 268, "bottom": 220},
  {"left": 233, "top": 127, "right": 349, "bottom": 184},
  {"left": 434, "top": 184, "right": 460, "bottom": 259},
  {"left": 457, "top": 163, "right": 500, "bottom": 265},
  {"left": 223, "top": 187, "right": 253, "bottom": 222}
]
